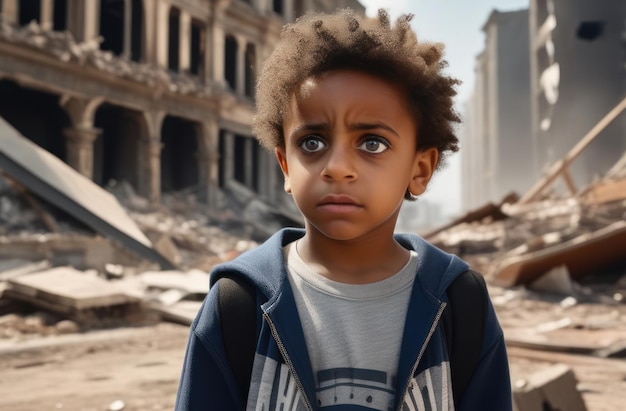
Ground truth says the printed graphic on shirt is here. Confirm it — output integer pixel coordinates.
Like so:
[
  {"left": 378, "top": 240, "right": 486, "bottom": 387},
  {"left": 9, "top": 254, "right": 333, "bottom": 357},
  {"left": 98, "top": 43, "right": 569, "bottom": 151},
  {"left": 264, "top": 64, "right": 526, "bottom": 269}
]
[
  {"left": 316, "top": 367, "right": 395, "bottom": 409},
  {"left": 402, "top": 363, "right": 453, "bottom": 411},
  {"left": 247, "top": 354, "right": 453, "bottom": 411}
]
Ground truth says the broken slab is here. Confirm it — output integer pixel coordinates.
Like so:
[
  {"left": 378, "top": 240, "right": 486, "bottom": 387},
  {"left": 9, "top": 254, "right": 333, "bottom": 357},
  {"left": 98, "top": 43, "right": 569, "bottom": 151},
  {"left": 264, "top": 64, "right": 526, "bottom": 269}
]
[
  {"left": 423, "top": 192, "right": 516, "bottom": 240},
  {"left": 6, "top": 266, "right": 139, "bottom": 311},
  {"left": 0, "top": 117, "right": 174, "bottom": 269},
  {"left": 581, "top": 177, "right": 626, "bottom": 205},
  {"left": 513, "top": 364, "right": 587, "bottom": 411},
  {"left": 505, "top": 326, "right": 626, "bottom": 356},
  {"left": 492, "top": 221, "right": 626, "bottom": 287},
  {"left": 150, "top": 300, "right": 202, "bottom": 326},
  {"left": 139, "top": 269, "right": 209, "bottom": 295},
  {"left": 0, "top": 260, "right": 50, "bottom": 282}
]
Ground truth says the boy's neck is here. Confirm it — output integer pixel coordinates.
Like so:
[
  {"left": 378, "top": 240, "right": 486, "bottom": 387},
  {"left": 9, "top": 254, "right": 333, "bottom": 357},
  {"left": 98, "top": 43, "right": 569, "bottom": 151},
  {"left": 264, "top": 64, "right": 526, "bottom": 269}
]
[{"left": 295, "top": 230, "right": 411, "bottom": 284}]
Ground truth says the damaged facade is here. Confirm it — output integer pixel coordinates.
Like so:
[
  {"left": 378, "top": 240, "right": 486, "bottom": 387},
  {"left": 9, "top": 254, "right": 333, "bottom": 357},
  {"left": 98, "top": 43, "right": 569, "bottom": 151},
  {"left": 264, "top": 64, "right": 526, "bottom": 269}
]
[
  {"left": 462, "top": 0, "right": 626, "bottom": 210},
  {"left": 0, "top": 0, "right": 364, "bottom": 210}
]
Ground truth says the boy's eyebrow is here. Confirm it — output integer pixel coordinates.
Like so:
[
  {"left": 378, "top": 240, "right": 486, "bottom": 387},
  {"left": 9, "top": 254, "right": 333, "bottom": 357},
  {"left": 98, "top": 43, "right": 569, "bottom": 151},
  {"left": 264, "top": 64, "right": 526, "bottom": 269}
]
[
  {"left": 348, "top": 122, "right": 400, "bottom": 137},
  {"left": 288, "top": 122, "right": 400, "bottom": 139}
]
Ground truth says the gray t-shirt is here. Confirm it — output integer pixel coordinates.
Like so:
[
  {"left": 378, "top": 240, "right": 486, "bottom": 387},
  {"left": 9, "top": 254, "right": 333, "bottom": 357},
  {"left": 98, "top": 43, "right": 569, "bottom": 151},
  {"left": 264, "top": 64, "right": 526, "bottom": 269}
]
[{"left": 286, "top": 242, "right": 418, "bottom": 410}]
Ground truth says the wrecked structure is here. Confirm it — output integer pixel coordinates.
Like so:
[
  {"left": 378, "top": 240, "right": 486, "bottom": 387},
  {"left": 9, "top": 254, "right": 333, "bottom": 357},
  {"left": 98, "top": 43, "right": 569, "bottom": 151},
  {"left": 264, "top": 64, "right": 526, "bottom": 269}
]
[
  {"left": 0, "top": 0, "right": 364, "bottom": 212},
  {"left": 462, "top": 0, "right": 626, "bottom": 210}
]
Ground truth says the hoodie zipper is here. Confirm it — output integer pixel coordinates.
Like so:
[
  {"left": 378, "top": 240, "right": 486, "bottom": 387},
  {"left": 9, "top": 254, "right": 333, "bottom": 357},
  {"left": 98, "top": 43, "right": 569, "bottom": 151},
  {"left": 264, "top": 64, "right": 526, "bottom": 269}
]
[
  {"left": 264, "top": 312, "right": 315, "bottom": 411},
  {"left": 395, "top": 302, "right": 447, "bottom": 411}
]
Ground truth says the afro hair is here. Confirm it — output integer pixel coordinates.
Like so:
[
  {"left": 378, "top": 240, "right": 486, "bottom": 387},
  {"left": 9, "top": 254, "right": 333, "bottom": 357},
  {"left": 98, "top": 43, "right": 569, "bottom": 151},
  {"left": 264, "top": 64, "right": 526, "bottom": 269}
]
[{"left": 253, "top": 8, "right": 462, "bottom": 170}]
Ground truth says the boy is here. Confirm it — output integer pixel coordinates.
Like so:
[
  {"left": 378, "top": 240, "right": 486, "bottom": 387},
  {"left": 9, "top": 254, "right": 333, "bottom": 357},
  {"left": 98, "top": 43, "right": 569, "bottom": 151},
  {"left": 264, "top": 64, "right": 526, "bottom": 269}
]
[{"left": 176, "top": 8, "right": 512, "bottom": 411}]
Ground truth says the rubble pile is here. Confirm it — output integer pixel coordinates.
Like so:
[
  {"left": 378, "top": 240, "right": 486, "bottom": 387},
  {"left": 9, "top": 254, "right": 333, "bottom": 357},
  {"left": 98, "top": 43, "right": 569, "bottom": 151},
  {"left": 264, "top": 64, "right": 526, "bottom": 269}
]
[
  {"left": 0, "top": 19, "right": 225, "bottom": 97},
  {"left": 0, "top": 171, "right": 274, "bottom": 338}
]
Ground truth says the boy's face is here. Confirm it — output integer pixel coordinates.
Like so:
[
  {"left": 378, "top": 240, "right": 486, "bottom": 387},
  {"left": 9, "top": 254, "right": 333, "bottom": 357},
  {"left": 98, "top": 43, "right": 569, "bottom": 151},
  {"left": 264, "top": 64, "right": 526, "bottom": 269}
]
[{"left": 276, "top": 69, "right": 438, "bottom": 242}]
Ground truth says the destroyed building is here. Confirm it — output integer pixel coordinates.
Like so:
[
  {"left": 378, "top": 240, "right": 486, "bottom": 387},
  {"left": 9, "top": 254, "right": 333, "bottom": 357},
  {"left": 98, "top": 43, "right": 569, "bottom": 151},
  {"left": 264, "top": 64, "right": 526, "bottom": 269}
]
[
  {"left": 0, "top": 0, "right": 364, "bottom": 212},
  {"left": 462, "top": 0, "right": 626, "bottom": 210}
]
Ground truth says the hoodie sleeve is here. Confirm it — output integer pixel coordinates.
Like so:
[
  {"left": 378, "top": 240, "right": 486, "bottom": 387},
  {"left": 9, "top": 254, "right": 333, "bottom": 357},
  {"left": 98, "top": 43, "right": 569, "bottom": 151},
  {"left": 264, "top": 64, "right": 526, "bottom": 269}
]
[
  {"left": 456, "top": 298, "right": 513, "bottom": 411},
  {"left": 175, "top": 295, "right": 243, "bottom": 411}
]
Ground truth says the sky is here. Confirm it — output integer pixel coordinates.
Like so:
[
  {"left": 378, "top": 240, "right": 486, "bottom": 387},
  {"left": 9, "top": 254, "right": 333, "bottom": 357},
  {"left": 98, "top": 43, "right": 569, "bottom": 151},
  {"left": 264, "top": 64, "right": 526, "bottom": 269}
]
[{"left": 359, "top": 0, "right": 529, "bottom": 220}]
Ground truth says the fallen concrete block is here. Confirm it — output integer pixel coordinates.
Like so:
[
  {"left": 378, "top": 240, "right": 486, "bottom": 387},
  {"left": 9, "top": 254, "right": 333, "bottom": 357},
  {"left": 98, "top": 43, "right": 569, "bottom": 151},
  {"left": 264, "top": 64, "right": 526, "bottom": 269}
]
[
  {"left": 513, "top": 364, "right": 587, "bottom": 411},
  {"left": 7, "top": 266, "right": 139, "bottom": 311}
]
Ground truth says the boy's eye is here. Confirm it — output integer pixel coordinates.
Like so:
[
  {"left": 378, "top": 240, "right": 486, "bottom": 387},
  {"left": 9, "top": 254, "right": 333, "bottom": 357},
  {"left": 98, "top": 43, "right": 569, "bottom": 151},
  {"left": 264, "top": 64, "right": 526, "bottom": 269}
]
[
  {"left": 358, "top": 137, "right": 389, "bottom": 154},
  {"left": 299, "top": 136, "right": 326, "bottom": 153}
]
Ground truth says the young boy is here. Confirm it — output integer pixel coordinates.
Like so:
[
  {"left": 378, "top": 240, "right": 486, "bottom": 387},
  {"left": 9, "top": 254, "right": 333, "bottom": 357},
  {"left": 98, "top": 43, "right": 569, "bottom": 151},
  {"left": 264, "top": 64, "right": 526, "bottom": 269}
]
[{"left": 176, "top": 8, "right": 512, "bottom": 411}]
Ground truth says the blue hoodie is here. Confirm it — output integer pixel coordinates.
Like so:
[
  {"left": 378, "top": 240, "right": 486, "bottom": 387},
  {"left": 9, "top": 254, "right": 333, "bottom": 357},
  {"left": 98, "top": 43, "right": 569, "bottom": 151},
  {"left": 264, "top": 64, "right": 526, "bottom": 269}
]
[{"left": 175, "top": 228, "right": 512, "bottom": 410}]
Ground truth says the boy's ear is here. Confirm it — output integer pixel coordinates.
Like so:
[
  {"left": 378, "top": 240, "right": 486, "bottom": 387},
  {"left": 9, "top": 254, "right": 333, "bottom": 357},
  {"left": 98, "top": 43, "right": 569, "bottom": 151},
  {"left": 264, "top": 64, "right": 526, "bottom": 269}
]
[
  {"left": 408, "top": 148, "right": 438, "bottom": 197},
  {"left": 274, "top": 147, "right": 292, "bottom": 193}
]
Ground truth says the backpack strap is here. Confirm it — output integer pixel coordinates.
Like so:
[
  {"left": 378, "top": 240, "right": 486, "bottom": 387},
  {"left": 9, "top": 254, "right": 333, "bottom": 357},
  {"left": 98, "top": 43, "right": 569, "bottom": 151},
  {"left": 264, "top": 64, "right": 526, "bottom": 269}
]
[
  {"left": 217, "top": 275, "right": 257, "bottom": 408},
  {"left": 442, "top": 269, "right": 488, "bottom": 405}
]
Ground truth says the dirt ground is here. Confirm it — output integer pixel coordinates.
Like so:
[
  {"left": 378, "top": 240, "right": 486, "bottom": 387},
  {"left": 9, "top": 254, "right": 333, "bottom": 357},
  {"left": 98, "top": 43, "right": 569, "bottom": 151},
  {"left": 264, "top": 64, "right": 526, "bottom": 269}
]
[
  {"left": 1, "top": 293, "right": 626, "bottom": 411},
  {"left": 0, "top": 322, "right": 189, "bottom": 411}
]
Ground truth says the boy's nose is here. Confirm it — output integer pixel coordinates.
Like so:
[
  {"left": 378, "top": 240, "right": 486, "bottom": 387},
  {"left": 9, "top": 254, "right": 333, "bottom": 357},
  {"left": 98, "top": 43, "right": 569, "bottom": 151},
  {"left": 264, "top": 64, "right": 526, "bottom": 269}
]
[{"left": 321, "top": 144, "right": 357, "bottom": 182}]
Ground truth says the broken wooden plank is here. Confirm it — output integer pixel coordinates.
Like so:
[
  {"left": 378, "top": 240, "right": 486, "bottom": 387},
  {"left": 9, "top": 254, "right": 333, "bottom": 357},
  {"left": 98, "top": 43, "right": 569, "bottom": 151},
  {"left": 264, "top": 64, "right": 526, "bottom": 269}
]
[
  {"left": 7, "top": 266, "right": 139, "bottom": 311},
  {"left": 581, "top": 178, "right": 626, "bottom": 205},
  {"left": 491, "top": 221, "right": 626, "bottom": 287},
  {"left": 518, "top": 96, "right": 626, "bottom": 204}
]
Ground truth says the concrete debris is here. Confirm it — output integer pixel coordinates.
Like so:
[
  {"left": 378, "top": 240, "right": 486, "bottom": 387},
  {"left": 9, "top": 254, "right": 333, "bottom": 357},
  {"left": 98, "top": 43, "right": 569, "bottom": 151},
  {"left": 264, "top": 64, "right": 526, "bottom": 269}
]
[
  {"left": 0, "top": 20, "right": 225, "bottom": 98},
  {"left": 0, "top": 116, "right": 175, "bottom": 269},
  {"left": 7, "top": 266, "right": 139, "bottom": 311},
  {"left": 0, "top": 140, "right": 288, "bottom": 335},
  {"left": 513, "top": 364, "right": 587, "bottom": 411}
]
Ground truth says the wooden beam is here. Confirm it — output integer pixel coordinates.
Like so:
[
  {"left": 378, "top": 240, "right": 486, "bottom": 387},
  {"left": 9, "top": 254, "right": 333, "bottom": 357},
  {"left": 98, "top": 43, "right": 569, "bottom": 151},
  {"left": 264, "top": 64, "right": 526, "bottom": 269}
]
[{"left": 518, "top": 96, "right": 626, "bottom": 204}]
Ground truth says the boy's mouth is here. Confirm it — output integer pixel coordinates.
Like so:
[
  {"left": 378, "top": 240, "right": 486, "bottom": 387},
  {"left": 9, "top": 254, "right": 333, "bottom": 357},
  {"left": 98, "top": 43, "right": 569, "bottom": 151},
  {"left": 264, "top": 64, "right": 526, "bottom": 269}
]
[{"left": 318, "top": 194, "right": 363, "bottom": 209}]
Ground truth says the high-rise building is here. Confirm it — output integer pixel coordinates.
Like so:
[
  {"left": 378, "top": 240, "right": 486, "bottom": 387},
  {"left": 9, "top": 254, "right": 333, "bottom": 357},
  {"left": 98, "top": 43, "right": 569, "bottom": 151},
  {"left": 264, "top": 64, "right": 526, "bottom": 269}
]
[
  {"left": 462, "top": 1, "right": 625, "bottom": 211},
  {"left": 462, "top": 9, "right": 532, "bottom": 210},
  {"left": 529, "top": 0, "right": 626, "bottom": 190}
]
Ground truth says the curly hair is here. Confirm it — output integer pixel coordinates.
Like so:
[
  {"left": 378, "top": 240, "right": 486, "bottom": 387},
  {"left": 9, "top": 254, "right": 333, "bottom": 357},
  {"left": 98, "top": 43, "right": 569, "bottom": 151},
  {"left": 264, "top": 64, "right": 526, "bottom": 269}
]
[{"left": 253, "top": 8, "right": 461, "bottom": 170}]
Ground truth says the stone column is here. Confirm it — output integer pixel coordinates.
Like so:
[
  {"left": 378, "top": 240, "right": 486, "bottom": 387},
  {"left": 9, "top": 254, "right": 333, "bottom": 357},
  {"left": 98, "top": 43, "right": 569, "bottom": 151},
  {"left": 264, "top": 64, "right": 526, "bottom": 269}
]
[
  {"left": 155, "top": 0, "right": 169, "bottom": 68},
  {"left": 1, "top": 0, "right": 18, "bottom": 24},
  {"left": 236, "top": 35, "right": 246, "bottom": 95},
  {"left": 209, "top": 0, "right": 229, "bottom": 85},
  {"left": 60, "top": 96, "right": 103, "bottom": 179},
  {"left": 198, "top": 119, "right": 220, "bottom": 206},
  {"left": 142, "top": 0, "right": 156, "bottom": 64},
  {"left": 284, "top": 0, "right": 295, "bottom": 22},
  {"left": 256, "top": 0, "right": 269, "bottom": 15},
  {"left": 40, "top": 0, "right": 54, "bottom": 30},
  {"left": 179, "top": 9, "right": 191, "bottom": 73},
  {"left": 139, "top": 111, "right": 165, "bottom": 204},
  {"left": 64, "top": 127, "right": 101, "bottom": 179},
  {"left": 66, "top": 0, "right": 99, "bottom": 43},
  {"left": 123, "top": 0, "right": 132, "bottom": 59},
  {"left": 243, "top": 136, "right": 254, "bottom": 189},
  {"left": 222, "top": 130, "right": 235, "bottom": 183},
  {"left": 257, "top": 147, "right": 270, "bottom": 199}
]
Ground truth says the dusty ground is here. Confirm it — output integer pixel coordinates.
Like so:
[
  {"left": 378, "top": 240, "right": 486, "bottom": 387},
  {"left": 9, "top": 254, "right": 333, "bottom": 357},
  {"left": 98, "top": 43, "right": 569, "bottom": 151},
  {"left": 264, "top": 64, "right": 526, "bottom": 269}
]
[
  {"left": 0, "top": 322, "right": 189, "bottom": 411},
  {"left": 1, "top": 306, "right": 625, "bottom": 411}
]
